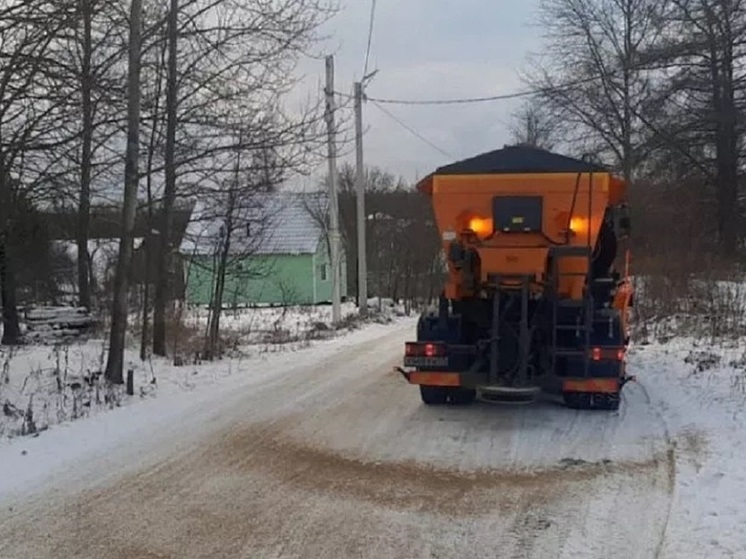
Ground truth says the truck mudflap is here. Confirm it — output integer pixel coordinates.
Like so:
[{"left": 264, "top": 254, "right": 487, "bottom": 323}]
[
  {"left": 562, "top": 373, "right": 636, "bottom": 393},
  {"left": 397, "top": 367, "right": 637, "bottom": 393},
  {"left": 562, "top": 378, "right": 620, "bottom": 394},
  {"left": 395, "top": 367, "right": 461, "bottom": 387}
]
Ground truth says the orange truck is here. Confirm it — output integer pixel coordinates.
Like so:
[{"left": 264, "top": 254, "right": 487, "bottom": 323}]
[{"left": 398, "top": 145, "right": 634, "bottom": 410}]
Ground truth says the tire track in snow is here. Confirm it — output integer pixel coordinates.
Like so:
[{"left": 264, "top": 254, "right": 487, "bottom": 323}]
[
  {"left": 628, "top": 379, "right": 677, "bottom": 559},
  {"left": 541, "top": 381, "right": 675, "bottom": 559}
]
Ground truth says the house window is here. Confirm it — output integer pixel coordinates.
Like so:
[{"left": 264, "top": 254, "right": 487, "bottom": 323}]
[{"left": 319, "top": 263, "right": 328, "bottom": 281}]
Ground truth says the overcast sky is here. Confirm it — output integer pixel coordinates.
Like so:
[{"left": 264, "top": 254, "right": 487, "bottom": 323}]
[{"left": 292, "top": 0, "right": 544, "bottom": 188}]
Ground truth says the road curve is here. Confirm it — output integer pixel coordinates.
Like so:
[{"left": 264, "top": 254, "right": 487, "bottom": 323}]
[{"left": 0, "top": 321, "right": 674, "bottom": 559}]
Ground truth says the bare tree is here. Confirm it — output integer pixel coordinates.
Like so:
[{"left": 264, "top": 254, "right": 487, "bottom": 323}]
[
  {"left": 104, "top": 0, "right": 142, "bottom": 383},
  {"left": 0, "top": 0, "right": 77, "bottom": 345},
  {"left": 137, "top": 0, "right": 171, "bottom": 360},
  {"left": 151, "top": 0, "right": 179, "bottom": 356},
  {"left": 31, "top": 0, "right": 131, "bottom": 314},
  {"left": 0, "top": 0, "right": 335, "bottom": 358},
  {"left": 509, "top": 100, "right": 560, "bottom": 150},
  {"left": 71, "top": 0, "right": 128, "bottom": 311},
  {"left": 77, "top": 0, "right": 95, "bottom": 311},
  {"left": 195, "top": 137, "right": 282, "bottom": 360},
  {"left": 150, "top": 0, "right": 339, "bottom": 357},
  {"left": 304, "top": 164, "right": 441, "bottom": 310},
  {"left": 525, "top": 0, "right": 666, "bottom": 181},
  {"left": 650, "top": 0, "right": 746, "bottom": 255}
]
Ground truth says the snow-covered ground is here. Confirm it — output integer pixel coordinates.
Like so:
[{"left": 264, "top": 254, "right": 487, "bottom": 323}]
[
  {"left": 3, "top": 295, "right": 746, "bottom": 556},
  {"left": 622, "top": 280, "right": 746, "bottom": 557},
  {"left": 0, "top": 300, "right": 406, "bottom": 441},
  {"left": 629, "top": 336, "right": 746, "bottom": 558}
]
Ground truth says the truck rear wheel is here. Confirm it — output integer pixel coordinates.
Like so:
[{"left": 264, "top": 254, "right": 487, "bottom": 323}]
[
  {"left": 420, "top": 385, "right": 449, "bottom": 405},
  {"left": 449, "top": 388, "right": 477, "bottom": 405},
  {"left": 563, "top": 391, "right": 620, "bottom": 411},
  {"left": 594, "top": 392, "right": 620, "bottom": 410},
  {"left": 419, "top": 386, "right": 476, "bottom": 405},
  {"left": 563, "top": 392, "right": 592, "bottom": 409}
]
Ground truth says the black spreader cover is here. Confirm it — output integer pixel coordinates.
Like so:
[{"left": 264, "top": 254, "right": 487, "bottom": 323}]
[{"left": 434, "top": 145, "right": 608, "bottom": 176}]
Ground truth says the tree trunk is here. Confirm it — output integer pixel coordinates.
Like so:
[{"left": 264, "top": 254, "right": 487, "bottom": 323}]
[
  {"left": 171, "top": 255, "right": 193, "bottom": 358},
  {"left": 710, "top": 32, "right": 739, "bottom": 256},
  {"left": 140, "top": 275, "right": 149, "bottom": 361},
  {"left": 105, "top": 0, "right": 142, "bottom": 384},
  {"left": 0, "top": 154, "right": 20, "bottom": 346},
  {"left": 141, "top": 29, "right": 168, "bottom": 361},
  {"left": 207, "top": 242, "right": 228, "bottom": 359},
  {"left": 153, "top": 0, "right": 179, "bottom": 356},
  {"left": 205, "top": 140, "right": 242, "bottom": 360},
  {"left": 206, "top": 223, "right": 231, "bottom": 360},
  {"left": 77, "top": 0, "right": 93, "bottom": 311},
  {"left": 621, "top": 0, "right": 634, "bottom": 184},
  {"left": 0, "top": 241, "right": 21, "bottom": 346}
]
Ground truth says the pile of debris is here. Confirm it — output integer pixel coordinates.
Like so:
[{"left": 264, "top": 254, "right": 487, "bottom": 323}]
[{"left": 23, "top": 306, "right": 95, "bottom": 343}]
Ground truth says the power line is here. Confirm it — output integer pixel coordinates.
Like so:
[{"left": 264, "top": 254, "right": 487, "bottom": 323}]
[
  {"left": 368, "top": 90, "right": 533, "bottom": 106},
  {"left": 363, "top": 0, "right": 377, "bottom": 79},
  {"left": 370, "top": 100, "right": 453, "bottom": 159},
  {"left": 354, "top": 73, "right": 612, "bottom": 106}
]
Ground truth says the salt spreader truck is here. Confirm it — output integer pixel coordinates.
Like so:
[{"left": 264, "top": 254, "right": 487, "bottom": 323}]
[{"left": 398, "top": 145, "right": 634, "bottom": 410}]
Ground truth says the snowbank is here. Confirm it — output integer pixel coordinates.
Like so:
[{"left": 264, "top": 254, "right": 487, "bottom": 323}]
[
  {"left": 0, "top": 302, "right": 407, "bottom": 442},
  {"left": 629, "top": 334, "right": 746, "bottom": 557},
  {"left": 622, "top": 274, "right": 746, "bottom": 554}
]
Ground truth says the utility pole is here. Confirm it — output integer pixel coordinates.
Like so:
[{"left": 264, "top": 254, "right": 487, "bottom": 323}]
[
  {"left": 325, "top": 55, "right": 341, "bottom": 325},
  {"left": 354, "top": 81, "right": 368, "bottom": 317}
]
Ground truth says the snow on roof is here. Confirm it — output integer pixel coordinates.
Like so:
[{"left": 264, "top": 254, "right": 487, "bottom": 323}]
[
  {"left": 180, "top": 191, "right": 327, "bottom": 257},
  {"left": 257, "top": 192, "right": 328, "bottom": 255},
  {"left": 434, "top": 145, "right": 610, "bottom": 176}
]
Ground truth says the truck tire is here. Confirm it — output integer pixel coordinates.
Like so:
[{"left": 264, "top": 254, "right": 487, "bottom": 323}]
[
  {"left": 420, "top": 385, "right": 449, "bottom": 405},
  {"left": 563, "top": 391, "right": 620, "bottom": 411},
  {"left": 563, "top": 392, "right": 592, "bottom": 409},
  {"left": 594, "top": 392, "right": 620, "bottom": 410},
  {"left": 449, "top": 388, "right": 477, "bottom": 405}
]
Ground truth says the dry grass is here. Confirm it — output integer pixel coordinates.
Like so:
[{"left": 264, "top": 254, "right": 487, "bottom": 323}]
[
  {"left": 625, "top": 177, "right": 746, "bottom": 344},
  {"left": 632, "top": 271, "right": 746, "bottom": 345}
]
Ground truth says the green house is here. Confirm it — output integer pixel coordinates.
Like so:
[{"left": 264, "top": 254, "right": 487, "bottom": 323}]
[{"left": 180, "top": 193, "right": 348, "bottom": 307}]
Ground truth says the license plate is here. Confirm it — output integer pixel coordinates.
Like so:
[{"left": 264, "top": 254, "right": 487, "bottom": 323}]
[{"left": 403, "top": 356, "right": 448, "bottom": 368}]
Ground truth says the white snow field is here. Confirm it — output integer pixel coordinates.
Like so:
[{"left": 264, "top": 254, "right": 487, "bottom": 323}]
[{"left": 0, "top": 313, "right": 745, "bottom": 558}]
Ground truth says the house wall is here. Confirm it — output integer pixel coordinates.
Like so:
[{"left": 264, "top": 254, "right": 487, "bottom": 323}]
[
  {"left": 312, "top": 239, "right": 348, "bottom": 303},
  {"left": 185, "top": 253, "right": 316, "bottom": 306},
  {"left": 184, "top": 242, "right": 348, "bottom": 307}
]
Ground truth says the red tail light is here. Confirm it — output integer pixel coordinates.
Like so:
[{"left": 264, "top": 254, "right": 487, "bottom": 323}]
[
  {"left": 405, "top": 342, "right": 446, "bottom": 357},
  {"left": 589, "top": 347, "right": 625, "bottom": 361}
]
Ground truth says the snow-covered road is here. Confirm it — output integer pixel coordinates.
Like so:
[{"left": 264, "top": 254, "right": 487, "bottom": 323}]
[{"left": 0, "top": 320, "right": 710, "bottom": 558}]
